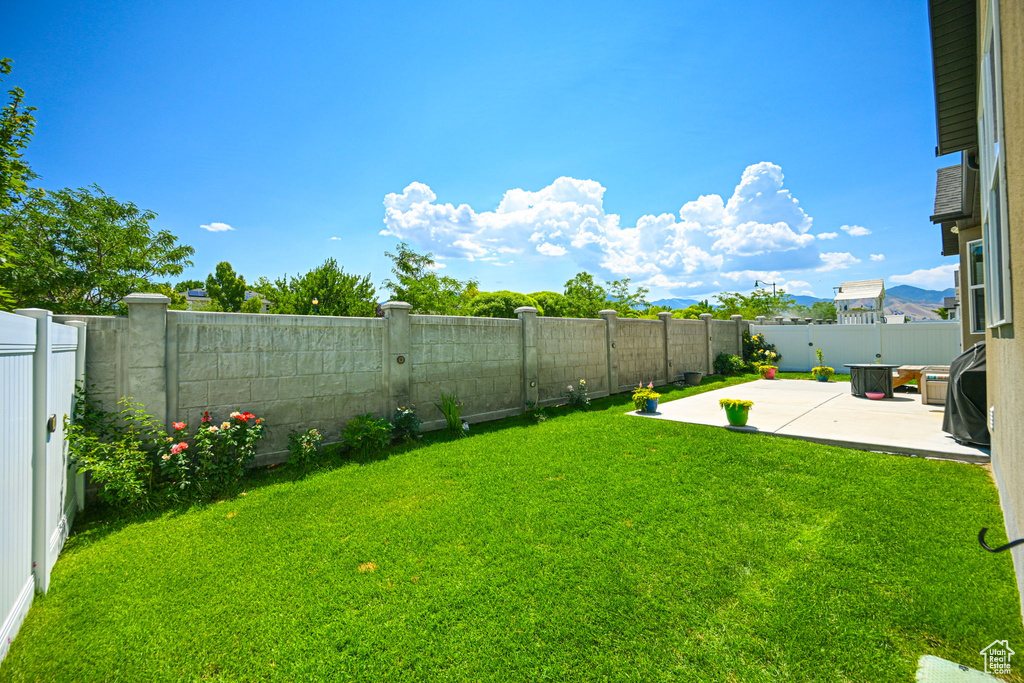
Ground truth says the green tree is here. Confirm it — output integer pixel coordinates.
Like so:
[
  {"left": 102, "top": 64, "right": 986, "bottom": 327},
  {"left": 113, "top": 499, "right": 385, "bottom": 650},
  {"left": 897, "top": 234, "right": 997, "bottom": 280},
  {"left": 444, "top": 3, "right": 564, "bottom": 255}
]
[
  {"left": 607, "top": 277, "right": 650, "bottom": 318},
  {"left": 714, "top": 289, "right": 795, "bottom": 320},
  {"left": 383, "top": 242, "right": 477, "bottom": 315},
  {"left": 933, "top": 307, "right": 951, "bottom": 320},
  {"left": 205, "top": 261, "right": 247, "bottom": 312},
  {"left": 467, "top": 291, "right": 544, "bottom": 318},
  {"left": 174, "top": 279, "right": 204, "bottom": 293},
  {"left": 562, "top": 272, "right": 608, "bottom": 318},
  {"left": 672, "top": 300, "right": 715, "bottom": 319},
  {"left": 529, "top": 291, "right": 569, "bottom": 317},
  {"left": 0, "top": 58, "right": 39, "bottom": 211},
  {"left": 240, "top": 295, "right": 264, "bottom": 313},
  {"left": 272, "top": 258, "right": 376, "bottom": 317},
  {"left": 0, "top": 185, "right": 194, "bottom": 314},
  {"left": 811, "top": 301, "right": 837, "bottom": 320}
]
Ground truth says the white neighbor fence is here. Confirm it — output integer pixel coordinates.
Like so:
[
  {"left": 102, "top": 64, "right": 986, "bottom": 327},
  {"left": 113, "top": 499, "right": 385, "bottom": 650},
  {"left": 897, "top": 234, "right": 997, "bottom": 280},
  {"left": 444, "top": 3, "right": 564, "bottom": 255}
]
[
  {"left": 1, "top": 310, "right": 86, "bottom": 663},
  {"left": 751, "top": 321, "right": 962, "bottom": 372}
]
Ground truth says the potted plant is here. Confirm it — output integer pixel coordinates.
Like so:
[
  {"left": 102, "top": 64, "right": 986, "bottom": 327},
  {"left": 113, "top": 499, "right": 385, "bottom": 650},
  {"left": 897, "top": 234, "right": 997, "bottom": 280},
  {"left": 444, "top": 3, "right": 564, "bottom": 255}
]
[
  {"left": 811, "top": 349, "right": 834, "bottom": 382},
  {"left": 758, "top": 365, "right": 778, "bottom": 380},
  {"left": 683, "top": 371, "right": 703, "bottom": 386},
  {"left": 719, "top": 398, "right": 754, "bottom": 426},
  {"left": 632, "top": 382, "right": 661, "bottom": 413}
]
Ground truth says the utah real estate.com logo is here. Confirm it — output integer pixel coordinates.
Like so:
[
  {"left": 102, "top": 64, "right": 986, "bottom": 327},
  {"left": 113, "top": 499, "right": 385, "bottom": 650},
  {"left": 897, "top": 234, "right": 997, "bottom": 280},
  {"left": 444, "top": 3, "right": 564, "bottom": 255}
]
[{"left": 981, "top": 640, "right": 1014, "bottom": 676}]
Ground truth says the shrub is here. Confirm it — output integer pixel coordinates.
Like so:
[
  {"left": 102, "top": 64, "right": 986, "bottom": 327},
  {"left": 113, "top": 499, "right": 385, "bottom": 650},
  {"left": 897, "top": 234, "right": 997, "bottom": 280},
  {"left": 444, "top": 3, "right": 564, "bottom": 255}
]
[
  {"left": 467, "top": 291, "right": 545, "bottom": 318},
  {"left": 565, "top": 379, "right": 591, "bottom": 409},
  {"left": 435, "top": 391, "right": 465, "bottom": 436},
  {"left": 758, "top": 365, "right": 778, "bottom": 378},
  {"left": 288, "top": 428, "right": 324, "bottom": 465},
  {"left": 812, "top": 366, "right": 835, "bottom": 380},
  {"left": 714, "top": 352, "right": 747, "bottom": 376},
  {"left": 524, "top": 401, "right": 548, "bottom": 423},
  {"left": 67, "top": 392, "right": 266, "bottom": 508},
  {"left": 743, "top": 331, "right": 781, "bottom": 366},
  {"left": 190, "top": 410, "right": 266, "bottom": 496},
  {"left": 392, "top": 405, "right": 422, "bottom": 441},
  {"left": 343, "top": 414, "right": 392, "bottom": 453}
]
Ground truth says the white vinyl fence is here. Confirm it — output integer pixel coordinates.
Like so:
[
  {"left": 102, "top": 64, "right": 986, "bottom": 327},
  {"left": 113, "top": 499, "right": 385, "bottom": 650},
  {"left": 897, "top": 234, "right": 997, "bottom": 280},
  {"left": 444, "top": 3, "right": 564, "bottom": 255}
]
[
  {"left": 1, "top": 310, "right": 86, "bottom": 664},
  {"left": 751, "top": 321, "right": 962, "bottom": 372}
]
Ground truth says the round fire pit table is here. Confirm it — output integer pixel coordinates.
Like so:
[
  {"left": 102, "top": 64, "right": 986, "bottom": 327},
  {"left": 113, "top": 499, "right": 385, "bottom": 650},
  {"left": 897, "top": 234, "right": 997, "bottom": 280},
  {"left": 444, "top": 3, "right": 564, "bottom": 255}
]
[{"left": 844, "top": 363, "right": 900, "bottom": 398}]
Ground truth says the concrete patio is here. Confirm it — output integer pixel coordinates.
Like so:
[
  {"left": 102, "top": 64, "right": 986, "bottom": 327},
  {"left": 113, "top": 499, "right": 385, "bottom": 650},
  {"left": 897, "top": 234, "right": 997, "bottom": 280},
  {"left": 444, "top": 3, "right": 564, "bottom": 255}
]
[{"left": 633, "top": 379, "right": 990, "bottom": 463}]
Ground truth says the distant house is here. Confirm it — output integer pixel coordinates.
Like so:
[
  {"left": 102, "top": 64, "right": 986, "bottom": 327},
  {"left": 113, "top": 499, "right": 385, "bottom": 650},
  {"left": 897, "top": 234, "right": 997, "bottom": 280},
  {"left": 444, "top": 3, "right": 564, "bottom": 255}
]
[
  {"left": 927, "top": 0, "right": 1023, "bottom": 617},
  {"left": 834, "top": 279, "right": 885, "bottom": 324},
  {"left": 184, "top": 288, "right": 271, "bottom": 313}
]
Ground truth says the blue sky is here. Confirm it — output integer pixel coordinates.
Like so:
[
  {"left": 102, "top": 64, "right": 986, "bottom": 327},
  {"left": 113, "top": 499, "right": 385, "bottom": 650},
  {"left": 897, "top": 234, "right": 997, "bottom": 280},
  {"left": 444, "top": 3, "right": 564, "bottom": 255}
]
[{"left": 8, "top": 0, "right": 957, "bottom": 300}]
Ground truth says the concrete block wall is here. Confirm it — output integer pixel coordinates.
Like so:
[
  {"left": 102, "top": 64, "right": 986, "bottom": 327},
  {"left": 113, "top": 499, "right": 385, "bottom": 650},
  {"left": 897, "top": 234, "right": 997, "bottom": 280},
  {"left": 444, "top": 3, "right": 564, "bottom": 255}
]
[
  {"left": 410, "top": 316, "right": 523, "bottom": 426},
  {"left": 171, "top": 312, "right": 384, "bottom": 459},
  {"left": 59, "top": 297, "right": 754, "bottom": 465},
  {"left": 616, "top": 319, "right": 666, "bottom": 390},
  {"left": 53, "top": 315, "right": 127, "bottom": 414},
  {"left": 536, "top": 318, "right": 608, "bottom": 403},
  {"left": 667, "top": 319, "right": 708, "bottom": 379}
]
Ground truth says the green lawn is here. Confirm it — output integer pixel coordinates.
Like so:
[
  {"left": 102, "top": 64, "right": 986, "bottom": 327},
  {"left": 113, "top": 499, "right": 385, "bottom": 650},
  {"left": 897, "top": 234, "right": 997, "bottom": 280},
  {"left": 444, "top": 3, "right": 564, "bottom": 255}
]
[{"left": 2, "top": 375, "right": 1020, "bottom": 682}]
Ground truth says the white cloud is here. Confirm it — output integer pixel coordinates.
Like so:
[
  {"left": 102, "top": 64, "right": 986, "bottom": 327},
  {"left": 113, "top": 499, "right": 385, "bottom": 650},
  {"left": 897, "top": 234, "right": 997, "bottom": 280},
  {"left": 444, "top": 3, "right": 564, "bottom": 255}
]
[
  {"left": 536, "top": 242, "right": 568, "bottom": 257},
  {"left": 381, "top": 163, "right": 832, "bottom": 295},
  {"left": 870, "top": 253, "right": 885, "bottom": 261},
  {"left": 817, "top": 252, "right": 861, "bottom": 271},
  {"left": 816, "top": 232, "right": 838, "bottom": 240},
  {"left": 200, "top": 222, "right": 234, "bottom": 232},
  {"left": 329, "top": 236, "right": 342, "bottom": 241},
  {"left": 890, "top": 264, "right": 958, "bottom": 290},
  {"left": 841, "top": 224, "right": 871, "bottom": 237}
]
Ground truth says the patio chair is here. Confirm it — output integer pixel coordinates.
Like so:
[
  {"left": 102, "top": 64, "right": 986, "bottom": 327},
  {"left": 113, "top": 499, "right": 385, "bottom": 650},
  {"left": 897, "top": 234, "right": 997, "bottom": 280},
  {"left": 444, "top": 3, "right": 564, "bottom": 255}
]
[{"left": 920, "top": 366, "right": 950, "bottom": 406}]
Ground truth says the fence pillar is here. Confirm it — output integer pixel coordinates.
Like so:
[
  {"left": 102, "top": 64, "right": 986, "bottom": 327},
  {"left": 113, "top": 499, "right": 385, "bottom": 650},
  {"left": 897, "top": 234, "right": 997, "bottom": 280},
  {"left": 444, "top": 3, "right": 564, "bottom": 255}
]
[
  {"left": 66, "top": 320, "right": 88, "bottom": 513},
  {"left": 14, "top": 308, "right": 52, "bottom": 593},
  {"left": 123, "top": 293, "right": 171, "bottom": 427},
  {"left": 382, "top": 302, "right": 413, "bottom": 412},
  {"left": 774, "top": 316, "right": 785, "bottom": 325},
  {"left": 730, "top": 315, "right": 743, "bottom": 359},
  {"left": 600, "top": 310, "right": 619, "bottom": 393},
  {"left": 699, "top": 313, "right": 714, "bottom": 375},
  {"left": 516, "top": 307, "right": 539, "bottom": 407},
  {"left": 659, "top": 311, "right": 675, "bottom": 382}
]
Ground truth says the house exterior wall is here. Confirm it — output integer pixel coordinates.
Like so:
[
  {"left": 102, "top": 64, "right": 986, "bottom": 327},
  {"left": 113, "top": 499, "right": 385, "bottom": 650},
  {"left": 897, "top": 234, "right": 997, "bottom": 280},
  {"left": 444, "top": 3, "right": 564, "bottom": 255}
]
[{"left": 986, "top": 0, "right": 1024, "bottom": 615}]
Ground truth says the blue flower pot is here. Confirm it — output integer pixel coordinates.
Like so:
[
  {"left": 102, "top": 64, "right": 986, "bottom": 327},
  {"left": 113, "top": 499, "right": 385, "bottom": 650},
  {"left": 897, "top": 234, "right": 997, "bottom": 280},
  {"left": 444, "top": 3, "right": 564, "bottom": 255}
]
[
  {"left": 816, "top": 375, "right": 829, "bottom": 382},
  {"left": 645, "top": 398, "right": 659, "bottom": 413}
]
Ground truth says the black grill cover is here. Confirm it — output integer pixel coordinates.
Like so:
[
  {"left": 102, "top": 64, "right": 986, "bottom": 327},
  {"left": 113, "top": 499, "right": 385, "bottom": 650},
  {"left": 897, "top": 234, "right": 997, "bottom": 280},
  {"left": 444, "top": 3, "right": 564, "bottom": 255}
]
[{"left": 941, "top": 341, "right": 989, "bottom": 447}]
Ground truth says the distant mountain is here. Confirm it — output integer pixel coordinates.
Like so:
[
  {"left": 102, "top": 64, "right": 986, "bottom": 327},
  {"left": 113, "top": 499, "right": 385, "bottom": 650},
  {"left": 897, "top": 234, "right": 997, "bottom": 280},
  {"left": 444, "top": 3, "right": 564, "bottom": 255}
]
[
  {"left": 792, "top": 295, "right": 830, "bottom": 306},
  {"left": 885, "top": 284, "right": 956, "bottom": 304},
  {"left": 650, "top": 298, "right": 700, "bottom": 310}
]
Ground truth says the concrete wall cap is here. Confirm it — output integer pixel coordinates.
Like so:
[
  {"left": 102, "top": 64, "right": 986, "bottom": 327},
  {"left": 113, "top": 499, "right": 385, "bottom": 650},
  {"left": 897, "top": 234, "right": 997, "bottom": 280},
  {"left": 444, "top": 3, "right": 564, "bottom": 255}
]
[
  {"left": 657, "top": 312, "right": 673, "bottom": 319},
  {"left": 730, "top": 314, "right": 743, "bottom": 321},
  {"left": 381, "top": 301, "right": 413, "bottom": 310},
  {"left": 598, "top": 309, "right": 618, "bottom": 316},
  {"left": 514, "top": 306, "right": 538, "bottom": 314},
  {"left": 122, "top": 293, "right": 171, "bottom": 305},
  {"left": 698, "top": 313, "right": 713, "bottom": 320}
]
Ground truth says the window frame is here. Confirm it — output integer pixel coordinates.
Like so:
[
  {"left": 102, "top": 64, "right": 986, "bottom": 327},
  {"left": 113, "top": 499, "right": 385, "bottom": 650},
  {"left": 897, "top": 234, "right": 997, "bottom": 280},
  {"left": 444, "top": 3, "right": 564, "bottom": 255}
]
[
  {"left": 968, "top": 239, "right": 987, "bottom": 334},
  {"left": 979, "top": 0, "right": 1012, "bottom": 328}
]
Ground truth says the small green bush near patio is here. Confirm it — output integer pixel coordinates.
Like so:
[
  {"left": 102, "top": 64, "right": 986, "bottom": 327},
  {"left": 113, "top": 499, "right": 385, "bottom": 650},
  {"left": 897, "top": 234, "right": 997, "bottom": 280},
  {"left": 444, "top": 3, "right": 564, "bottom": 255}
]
[{"left": 2, "top": 377, "right": 1021, "bottom": 682}]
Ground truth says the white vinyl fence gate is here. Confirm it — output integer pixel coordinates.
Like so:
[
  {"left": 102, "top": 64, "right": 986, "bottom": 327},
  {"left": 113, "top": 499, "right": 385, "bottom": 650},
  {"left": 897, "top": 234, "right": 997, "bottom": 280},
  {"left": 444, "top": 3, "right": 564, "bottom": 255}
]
[
  {"left": 750, "top": 321, "right": 962, "bottom": 372},
  {"left": 1, "top": 310, "right": 86, "bottom": 664}
]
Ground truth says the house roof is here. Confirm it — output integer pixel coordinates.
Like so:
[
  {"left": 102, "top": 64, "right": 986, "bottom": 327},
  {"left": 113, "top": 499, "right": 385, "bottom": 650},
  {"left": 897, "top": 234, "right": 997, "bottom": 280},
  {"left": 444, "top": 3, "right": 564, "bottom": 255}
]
[
  {"left": 944, "top": 296, "right": 959, "bottom": 308},
  {"left": 835, "top": 279, "right": 885, "bottom": 302},
  {"left": 928, "top": 0, "right": 978, "bottom": 156},
  {"left": 932, "top": 165, "right": 964, "bottom": 220}
]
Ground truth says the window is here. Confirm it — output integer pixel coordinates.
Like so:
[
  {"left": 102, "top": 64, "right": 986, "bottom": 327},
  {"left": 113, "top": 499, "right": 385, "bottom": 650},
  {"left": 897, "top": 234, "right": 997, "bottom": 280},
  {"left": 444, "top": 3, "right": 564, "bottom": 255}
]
[
  {"left": 968, "top": 239, "right": 986, "bottom": 333},
  {"left": 979, "top": 0, "right": 1011, "bottom": 326}
]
